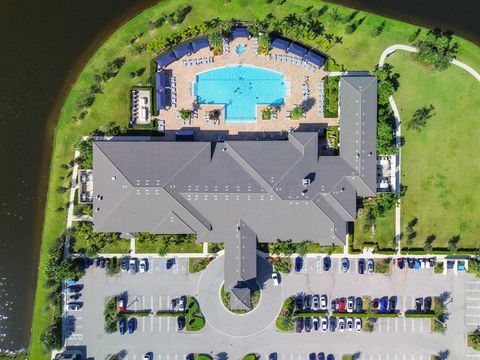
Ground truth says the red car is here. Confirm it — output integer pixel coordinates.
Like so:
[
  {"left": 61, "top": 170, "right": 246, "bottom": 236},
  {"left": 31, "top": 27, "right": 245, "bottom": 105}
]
[
  {"left": 338, "top": 298, "right": 346, "bottom": 313},
  {"left": 118, "top": 298, "right": 126, "bottom": 312}
]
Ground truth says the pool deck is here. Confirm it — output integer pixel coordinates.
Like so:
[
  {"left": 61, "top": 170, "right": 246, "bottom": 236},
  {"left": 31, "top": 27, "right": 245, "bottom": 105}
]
[{"left": 158, "top": 37, "right": 338, "bottom": 139}]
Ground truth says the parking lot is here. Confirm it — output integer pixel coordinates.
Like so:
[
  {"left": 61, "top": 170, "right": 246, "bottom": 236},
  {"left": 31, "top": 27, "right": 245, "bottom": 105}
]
[{"left": 63, "top": 255, "right": 474, "bottom": 359}]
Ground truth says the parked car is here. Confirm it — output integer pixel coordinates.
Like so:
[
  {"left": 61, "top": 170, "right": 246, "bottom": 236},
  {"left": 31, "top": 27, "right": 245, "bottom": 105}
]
[
  {"left": 67, "top": 302, "right": 81, "bottom": 311},
  {"left": 355, "top": 297, "right": 363, "bottom": 313},
  {"left": 331, "top": 299, "right": 337, "bottom": 312},
  {"left": 311, "top": 294, "right": 320, "bottom": 311},
  {"left": 304, "top": 295, "right": 312, "bottom": 310},
  {"left": 93, "top": 257, "right": 100, "bottom": 267},
  {"left": 67, "top": 286, "right": 80, "bottom": 295},
  {"left": 317, "top": 353, "right": 325, "bottom": 360},
  {"left": 295, "top": 317, "right": 304, "bottom": 333},
  {"left": 429, "top": 258, "right": 436, "bottom": 267},
  {"left": 82, "top": 258, "right": 90, "bottom": 269},
  {"left": 347, "top": 296, "right": 354, "bottom": 313},
  {"left": 367, "top": 259, "right": 374, "bottom": 273},
  {"left": 186, "top": 354, "right": 194, "bottom": 360},
  {"left": 424, "top": 297, "right": 432, "bottom": 312},
  {"left": 171, "top": 298, "right": 177, "bottom": 309},
  {"left": 139, "top": 258, "right": 148, "bottom": 273},
  {"left": 397, "top": 258, "right": 405, "bottom": 269},
  {"left": 69, "top": 293, "right": 81, "bottom": 301},
  {"left": 119, "top": 317, "right": 126, "bottom": 335},
  {"left": 380, "top": 297, "right": 388, "bottom": 312},
  {"left": 320, "top": 317, "right": 328, "bottom": 332},
  {"left": 295, "top": 295, "right": 304, "bottom": 311},
  {"left": 304, "top": 317, "right": 312, "bottom": 332},
  {"left": 346, "top": 318, "right": 354, "bottom": 332},
  {"left": 341, "top": 258, "right": 349, "bottom": 273},
  {"left": 166, "top": 258, "right": 175, "bottom": 270},
  {"left": 338, "top": 298, "right": 346, "bottom": 313},
  {"left": 294, "top": 257, "right": 303, "bottom": 273},
  {"left": 178, "top": 296, "right": 186, "bottom": 312},
  {"left": 389, "top": 296, "right": 397, "bottom": 312},
  {"left": 415, "top": 298, "right": 423, "bottom": 312},
  {"left": 358, "top": 258, "right": 365, "bottom": 274},
  {"left": 127, "top": 318, "right": 136, "bottom": 334},
  {"left": 269, "top": 353, "right": 277, "bottom": 360},
  {"left": 120, "top": 256, "right": 129, "bottom": 272},
  {"left": 326, "top": 355, "right": 335, "bottom": 360},
  {"left": 129, "top": 258, "right": 138, "bottom": 274},
  {"left": 309, "top": 353, "right": 316, "bottom": 360},
  {"left": 323, "top": 257, "right": 331, "bottom": 271},
  {"left": 320, "top": 294, "right": 328, "bottom": 310},
  {"left": 312, "top": 316, "right": 319, "bottom": 331},
  {"left": 272, "top": 272, "right": 279, "bottom": 287},
  {"left": 329, "top": 316, "right": 336, "bottom": 332},
  {"left": 143, "top": 354, "right": 153, "bottom": 360},
  {"left": 118, "top": 298, "right": 126, "bottom": 312},
  {"left": 177, "top": 316, "right": 186, "bottom": 331},
  {"left": 355, "top": 318, "right": 362, "bottom": 332},
  {"left": 99, "top": 257, "right": 106, "bottom": 268},
  {"left": 338, "top": 318, "right": 345, "bottom": 332},
  {"left": 372, "top": 298, "right": 379, "bottom": 309}
]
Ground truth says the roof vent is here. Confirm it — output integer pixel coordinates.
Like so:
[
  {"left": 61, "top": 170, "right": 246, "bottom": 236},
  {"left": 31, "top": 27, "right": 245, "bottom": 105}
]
[
  {"left": 222, "top": 147, "right": 227, "bottom": 152},
  {"left": 95, "top": 208, "right": 100, "bottom": 212},
  {"left": 368, "top": 152, "right": 372, "bottom": 156},
  {"left": 112, "top": 176, "right": 116, "bottom": 181}
]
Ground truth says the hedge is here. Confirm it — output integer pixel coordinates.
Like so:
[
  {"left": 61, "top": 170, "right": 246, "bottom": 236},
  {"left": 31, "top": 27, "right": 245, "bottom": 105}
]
[
  {"left": 331, "top": 312, "right": 399, "bottom": 318},
  {"left": 404, "top": 311, "right": 435, "bottom": 318}
]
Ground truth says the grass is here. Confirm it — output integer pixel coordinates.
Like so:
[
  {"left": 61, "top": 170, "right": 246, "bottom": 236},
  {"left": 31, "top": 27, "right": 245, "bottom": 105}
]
[
  {"left": 388, "top": 52, "right": 480, "bottom": 250},
  {"left": 188, "top": 257, "right": 210, "bottom": 273},
  {"left": 30, "top": 0, "right": 480, "bottom": 356},
  {"left": 374, "top": 258, "right": 392, "bottom": 274},
  {"left": 275, "top": 297, "right": 295, "bottom": 332},
  {"left": 342, "top": 356, "right": 354, "bottom": 360},
  {"left": 70, "top": 231, "right": 131, "bottom": 254},
  {"left": 434, "top": 262, "right": 444, "bottom": 274},
  {"left": 353, "top": 207, "right": 396, "bottom": 252},
  {"left": 220, "top": 284, "right": 260, "bottom": 314},
  {"left": 135, "top": 236, "right": 203, "bottom": 253},
  {"left": 404, "top": 311, "right": 435, "bottom": 318},
  {"left": 243, "top": 354, "right": 259, "bottom": 360}
]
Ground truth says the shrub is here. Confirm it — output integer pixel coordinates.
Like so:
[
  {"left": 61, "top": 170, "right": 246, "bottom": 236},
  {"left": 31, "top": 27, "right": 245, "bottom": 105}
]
[
  {"left": 374, "top": 258, "right": 392, "bottom": 274},
  {"left": 414, "top": 29, "right": 458, "bottom": 71},
  {"left": 39, "top": 313, "right": 62, "bottom": 352},
  {"left": 272, "top": 257, "right": 292, "bottom": 273},
  {"left": 323, "top": 77, "right": 339, "bottom": 118},
  {"left": 189, "top": 258, "right": 209, "bottom": 273},
  {"left": 290, "top": 106, "right": 303, "bottom": 120},
  {"left": 276, "top": 297, "right": 295, "bottom": 331},
  {"left": 104, "top": 296, "right": 119, "bottom": 333}
]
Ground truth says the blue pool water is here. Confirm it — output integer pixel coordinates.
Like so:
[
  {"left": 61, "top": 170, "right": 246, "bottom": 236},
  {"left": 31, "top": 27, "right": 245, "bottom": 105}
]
[
  {"left": 235, "top": 44, "right": 247, "bottom": 55},
  {"left": 194, "top": 65, "right": 287, "bottom": 123}
]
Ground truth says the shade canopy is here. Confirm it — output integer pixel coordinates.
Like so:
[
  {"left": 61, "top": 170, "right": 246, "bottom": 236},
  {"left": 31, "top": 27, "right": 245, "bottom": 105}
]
[
  {"left": 156, "top": 71, "right": 166, "bottom": 91},
  {"left": 192, "top": 38, "right": 210, "bottom": 52},
  {"left": 305, "top": 50, "right": 326, "bottom": 67},
  {"left": 156, "top": 52, "right": 176, "bottom": 68},
  {"left": 232, "top": 27, "right": 249, "bottom": 38},
  {"left": 270, "top": 38, "right": 290, "bottom": 51},
  {"left": 173, "top": 43, "right": 193, "bottom": 59},
  {"left": 156, "top": 89, "right": 169, "bottom": 111},
  {"left": 288, "top": 42, "right": 307, "bottom": 58}
]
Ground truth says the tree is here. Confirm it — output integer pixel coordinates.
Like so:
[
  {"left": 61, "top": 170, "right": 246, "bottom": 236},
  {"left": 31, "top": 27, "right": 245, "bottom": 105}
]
[
  {"left": 270, "top": 240, "right": 296, "bottom": 256},
  {"left": 377, "top": 107, "right": 397, "bottom": 155},
  {"left": 296, "top": 241, "right": 308, "bottom": 257},
  {"left": 208, "top": 31, "right": 223, "bottom": 55},
  {"left": 407, "top": 104, "right": 435, "bottom": 132},
  {"left": 372, "top": 64, "right": 400, "bottom": 106},
  {"left": 290, "top": 105, "right": 303, "bottom": 120},
  {"left": 448, "top": 235, "right": 460, "bottom": 253},
  {"left": 258, "top": 33, "right": 271, "bottom": 55},
  {"left": 40, "top": 314, "right": 62, "bottom": 352},
  {"left": 414, "top": 29, "right": 458, "bottom": 71},
  {"left": 179, "top": 108, "right": 192, "bottom": 120},
  {"left": 371, "top": 21, "right": 386, "bottom": 37}
]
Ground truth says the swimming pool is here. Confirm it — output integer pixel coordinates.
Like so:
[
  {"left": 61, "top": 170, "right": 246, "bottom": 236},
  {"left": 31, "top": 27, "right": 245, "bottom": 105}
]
[{"left": 194, "top": 65, "right": 287, "bottom": 123}]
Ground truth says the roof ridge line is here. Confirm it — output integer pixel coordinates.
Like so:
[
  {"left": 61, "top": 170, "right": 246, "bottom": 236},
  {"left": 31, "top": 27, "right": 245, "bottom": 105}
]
[
  {"left": 94, "top": 142, "right": 135, "bottom": 188},
  {"left": 164, "top": 142, "right": 211, "bottom": 186}
]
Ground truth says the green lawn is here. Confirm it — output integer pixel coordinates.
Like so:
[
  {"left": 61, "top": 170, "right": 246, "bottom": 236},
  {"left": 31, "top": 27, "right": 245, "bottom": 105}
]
[
  {"left": 353, "top": 207, "right": 396, "bottom": 252},
  {"left": 387, "top": 53, "right": 480, "bottom": 250},
  {"left": 30, "top": 0, "right": 480, "bottom": 357},
  {"left": 70, "top": 229, "right": 131, "bottom": 254},
  {"left": 135, "top": 237, "right": 203, "bottom": 253}
]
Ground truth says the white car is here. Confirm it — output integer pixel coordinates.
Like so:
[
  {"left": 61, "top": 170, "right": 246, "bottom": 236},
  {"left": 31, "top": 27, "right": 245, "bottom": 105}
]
[
  {"left": 347, "top": 318, "right": 354, "bottom": 332},
  {"left": 139, "top": 258, "right": 148, "bottom": 273},
  {"left": 129, "top": 258, "right": 138, "bottom": 273},
  {"left": 347, "top": 296, "right": 354, "bottom": 313},
  {"left": 355, "top": 318, "right": 362, "bottom": 332},
  {"left": 320, "top": 317, "right": 328, "bottom": 332},
  {"left": 320, "top": 294, "right": 328, "bottom": 310},
  {"left": 143, "top": 354, "right": 152, "bottom": 360},
  {"left": 271, "top": 272, "right": 279, "bottom": 286},
  {"left": 178, "top": 296, "right": 185, "bottom": 312},
  {"left": 311, "top": 294, "right": 320, "bottom": 311},
  {"left": 338, "top": 318, "right": 345, "bottom": 332}
]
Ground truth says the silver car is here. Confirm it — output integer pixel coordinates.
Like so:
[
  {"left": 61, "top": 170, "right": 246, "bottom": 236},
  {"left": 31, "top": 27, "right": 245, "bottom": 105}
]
[
  {"left": 341, "top": 258, "right": 349, "bottom": 272},
  {"left": 311, "top": 294, "right": 320, "bottom": 311}
]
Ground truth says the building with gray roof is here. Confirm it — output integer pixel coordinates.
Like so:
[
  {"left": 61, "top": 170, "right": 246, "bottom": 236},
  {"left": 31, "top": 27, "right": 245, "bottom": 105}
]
[{"left": 92, "top": 75, "right": 377, "bottom": 309}]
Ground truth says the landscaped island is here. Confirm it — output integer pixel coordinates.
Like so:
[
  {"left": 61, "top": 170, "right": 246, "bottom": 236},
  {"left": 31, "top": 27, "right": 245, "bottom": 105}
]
[{"left": 30, "top": 0, "right": 480, "bottom": 359}]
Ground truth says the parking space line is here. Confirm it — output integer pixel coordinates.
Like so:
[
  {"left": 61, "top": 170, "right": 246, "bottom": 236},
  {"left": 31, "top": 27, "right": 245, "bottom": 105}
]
[
  {"left": 151, "top": 315, "right": 154, "bottom": 332},
  {"left": 175, "top": 354, "right": 178, "bottom": 360},
  {"left": 378, "top": 319, "right": 382, "bottom": 332},
  {"left": 394, "top": 354, "right": 397, "bottom": 360},
  {"left": 410, "top": 355, "right": 414, "bottom": 360},
  {"left": 133, "top": 355, "right": 137, "bottom": 360},
  {"left": 378, "top": 355, "right": 381, "bottom": 360},
  {"left": 403, "top": 296, "right": 407, "bottom": 312},
  {"left": 159, "top": 316, "right": 162, "bottom": 332},
  {"left": 142, "top": 317, "right": 145, "bottom": 332},
  {"left": 420, "top": 319, "right": 423, "bottom": 332},
  {"left": 403, "top": 354, "right": 406, "bottom": 360},
  {"left": 167, "top": 317, "right": 171, "bottom": 332},
  {"left": 289, "top": 353, "right": 293, "bottom": 360},
  {"left": 369, "top": 355, "right": 373, "bottom": 360},
  {"left": 387, "top": 318, "right": 390, "bottom": 332},
  {"left": 403, "top": 318, "right": 406, "bottom": 332},
  {"left": 166, "top": 354, "right": 170, "bottom": 360},
  {"left": 395, "top": 318, "right": 398, "bottom": 332},
  {"left": 297, "top": 354, "right": 301, "bottom": 360},
  {"left": 411, "top": 319, "right": 414, "bottom": 332}
]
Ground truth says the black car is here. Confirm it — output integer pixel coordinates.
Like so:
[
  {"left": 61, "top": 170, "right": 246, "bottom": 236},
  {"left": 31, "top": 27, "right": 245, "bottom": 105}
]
[
  {"left": 304, "top": 317, "right": 312, "bottom": 332},
  {"left": 388, "top": 296, "right": 397, "bottom": 312},
  {"left": 329, "top": 317, "right": 336, "bottom": 332},
  {"left": 358, "top": 259, "right": 365, "bottom": 274},
  {"left": 99, "top": 257, "right": 106, "bottom": 268},
  {"left": 309, "top": 353, "right": 316, "bottom": 360},
  {"left": 317, "top": 353, "right": 325, "bottom": 360},
  {"left": 166, "top": 258, "right": 175, "bottom": 270},
  {"left": 120, "top": 256, "right": 129, "bottom": 272},
  {"left": 69, "top": 293, "right": 81, "bottom": 301},
  {"left": 304, "top": 295, "right": 312, "bottom": 310},
  {"left": 372, "top": 298, "right": 379, "bottom": 309},
  {"left": 408, "top": 258, "right": 415, "bottom": 269},
  {"left": 177, "top": 316, "right": 186, "bottom": 331},
  {"left": 323, "top": 257, "right": 331, "bottom": 271},
  {"left": 355, "top": 297, "right": 363, "bottom": 312},
  {"left": 295, "top": 296, "right": 304, "bottom": 311},
  {"left": 326, "top": 355, "right": 335, "bottom": 360},
  {"left": 295, "top": 317, "right": 304, "bottom": 333},
  {"left": 269, "top": 353, "right": 277, "bottom": 360},
  {"left": 186, "top": 354, "right": 194, "bottom": 360},
  {"left": 424, "top": 297, "right": 432, "bottom": 312},
  {"left": 397, "top": 258, "right": 405, "bottom": 269},
  {"left": 119, "top": 317, "right": 126, "bottom": 335},
  {"left": 127, "top": 318, "right": 136, "bottom": 334},
  {"left": 415, "top": 298, "right": 423, "bottom": 312}
]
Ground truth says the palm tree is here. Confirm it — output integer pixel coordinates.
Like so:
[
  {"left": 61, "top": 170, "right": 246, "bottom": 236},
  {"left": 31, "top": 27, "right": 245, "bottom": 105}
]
[
  {"left": 296, "top": 241, "right": 308, "bottom": 257},
  {"left": 195, "top": 22, "right": 207, "bottom": 35},
  {"left": 205, "top": 17, "right": 220, "bottom": 30},
  {"left": 185, "top": 25, "right": 198, "bottom": 38},
  {"left": 208, "top": 31, "right": 223, "bottom": 54},
  {"left": 283, "top": 13, "right": 299, "bottom": 27}
]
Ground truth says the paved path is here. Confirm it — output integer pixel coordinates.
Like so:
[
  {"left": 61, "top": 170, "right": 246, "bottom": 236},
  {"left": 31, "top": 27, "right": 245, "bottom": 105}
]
[
  {"left": 377, "top": 44, "right": 480, "bottom": 254},
  {"left": 196, "top": 255, "right": 283, "bottom": 338}
]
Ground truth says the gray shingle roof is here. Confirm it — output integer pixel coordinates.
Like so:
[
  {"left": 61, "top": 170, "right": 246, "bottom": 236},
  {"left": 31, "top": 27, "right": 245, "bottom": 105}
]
[{"left": 92, "top": 75, "right": 377, "bottom": 295}]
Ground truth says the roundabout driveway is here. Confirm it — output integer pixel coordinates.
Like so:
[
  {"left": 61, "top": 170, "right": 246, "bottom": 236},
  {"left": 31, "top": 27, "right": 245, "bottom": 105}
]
[{"left": 197, "top": 255, "right": 284, "bottom": 338}]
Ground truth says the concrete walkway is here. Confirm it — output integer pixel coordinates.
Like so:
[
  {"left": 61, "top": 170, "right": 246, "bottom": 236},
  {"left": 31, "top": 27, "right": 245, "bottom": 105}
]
[{"left": 377, "top": 44, "right": 480, "bottom": 255}]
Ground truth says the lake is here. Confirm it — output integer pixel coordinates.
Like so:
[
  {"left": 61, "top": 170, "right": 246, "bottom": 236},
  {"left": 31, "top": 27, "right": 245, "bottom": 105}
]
[{"left": 0, "top": 0, "right": 478, "bottom": 351}]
